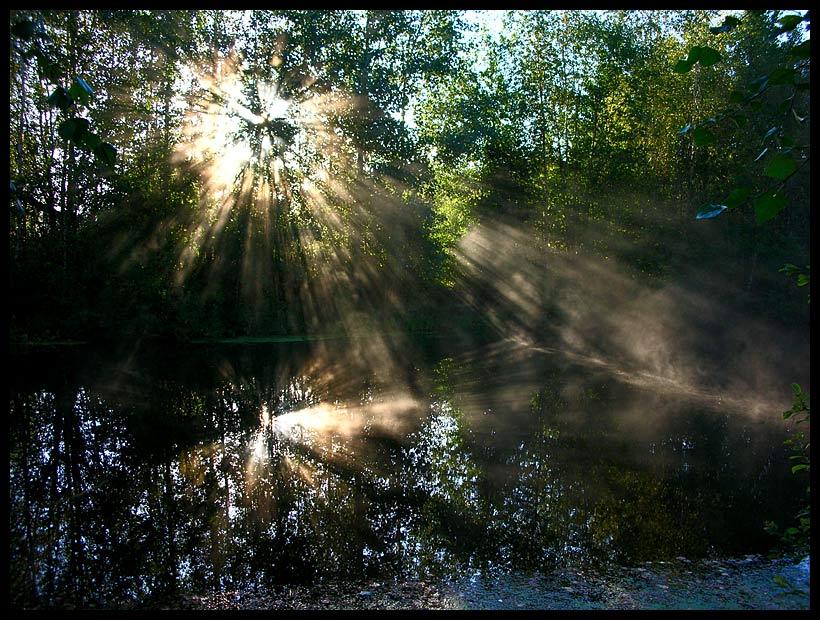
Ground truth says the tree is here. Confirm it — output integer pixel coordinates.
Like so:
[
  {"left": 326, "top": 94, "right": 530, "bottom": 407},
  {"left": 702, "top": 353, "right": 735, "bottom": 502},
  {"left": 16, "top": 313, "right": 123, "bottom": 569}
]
[{"left": 676, "top": 11, "right": 810, "bottom": 225}]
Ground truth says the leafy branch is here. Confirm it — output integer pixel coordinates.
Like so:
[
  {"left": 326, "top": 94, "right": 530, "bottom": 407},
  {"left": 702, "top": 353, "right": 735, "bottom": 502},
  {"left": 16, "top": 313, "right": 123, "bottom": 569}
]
[
  {"left": 674, "top": 11, "right": 810, "bottom": 224},
  {"left": 11, "top": 16, "right": 117, "bottom": 170},
  {"left": 765, "top": 383, "right": 810, "bottom": 553}
]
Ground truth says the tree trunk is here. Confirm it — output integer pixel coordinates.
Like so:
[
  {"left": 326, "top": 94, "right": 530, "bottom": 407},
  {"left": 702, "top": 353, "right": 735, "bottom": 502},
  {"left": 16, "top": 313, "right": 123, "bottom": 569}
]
[{"left": 357, "top": 12, "right": 374, "bottom": 177}]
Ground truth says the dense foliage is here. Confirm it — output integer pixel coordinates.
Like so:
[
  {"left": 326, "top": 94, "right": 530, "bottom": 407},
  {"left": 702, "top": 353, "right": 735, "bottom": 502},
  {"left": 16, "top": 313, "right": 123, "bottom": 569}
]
[{"left": 9, "top": 10, "right": 810, "bottom": 343}]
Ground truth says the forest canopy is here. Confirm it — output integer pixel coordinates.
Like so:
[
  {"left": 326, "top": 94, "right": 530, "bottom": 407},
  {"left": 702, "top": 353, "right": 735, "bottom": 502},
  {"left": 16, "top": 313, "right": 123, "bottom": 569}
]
[{"left": 9, "top": 10, "right": 810, "bottom": 344}]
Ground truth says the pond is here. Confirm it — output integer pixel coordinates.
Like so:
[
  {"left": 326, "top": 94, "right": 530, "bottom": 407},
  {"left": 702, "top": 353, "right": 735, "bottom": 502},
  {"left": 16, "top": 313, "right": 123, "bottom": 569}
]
[{"left": 8, "top": 335, "right": 806, "bottom": 609}]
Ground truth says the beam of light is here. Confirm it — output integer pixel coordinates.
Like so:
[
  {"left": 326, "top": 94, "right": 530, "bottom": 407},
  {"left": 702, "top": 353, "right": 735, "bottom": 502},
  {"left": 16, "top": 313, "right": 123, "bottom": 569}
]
[
  {"left": 446, "top": 212, "right": 809, "bottom": 425},
  {"left": 169, "top": 48, "right": 423, "bottom": 350}
]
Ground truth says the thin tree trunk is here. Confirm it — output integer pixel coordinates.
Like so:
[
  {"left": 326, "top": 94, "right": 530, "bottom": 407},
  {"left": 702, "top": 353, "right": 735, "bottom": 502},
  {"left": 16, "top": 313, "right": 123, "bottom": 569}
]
[
  {"left": 686, "top": 65, "right": 700, "bottom": 223},
  {"left": 357, "top": 12, "right": 374, "bottom": 177}
]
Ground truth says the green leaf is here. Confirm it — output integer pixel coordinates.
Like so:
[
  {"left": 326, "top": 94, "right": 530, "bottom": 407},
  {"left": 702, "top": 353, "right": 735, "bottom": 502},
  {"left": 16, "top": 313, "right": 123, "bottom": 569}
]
[
  {"left": 754, "top": 191, "right": 788, "bottom": 224},
  {"left": 47, "top": 86, "right": 73, "bottom": 111},
  {"left": 695, "top": 45, "right": 722, "bottom": 67},
  {"left": 791, "top": 39, "right": 810, "bottom": 60},
  {"left": 728, "top": 90, "right": 746, "bottom": 104},
  {"left": 710, "top": 15, "right": 741, "bottom": 34},
  {"left": 764, "top": 152, "right": 797, "bottom": 179},
  {"left": 724, "top": 187, "right": 751, "bottom": 209},
  {"left": 763, "top": 126, "right": 779, "bottom": 140},
  {"left": 696, "top": 204, "right": 727, "bottom": 220},
  {"left": 68, "top": 78, "right": 93, "bottom": 106},
  {"left": 748, "top": 76, "right": 769, "bottom": 97},
  {"left": 693, "top": 126, "right": 716, "bottom": 146},
  {"left": 57, "top": 117, "right": 90, "bottom": 143},
  {"left": 79, "top": 131, "right": 102, "bottom": 151},
  {"left": 674, "top": 59, "right": 694, "bottom": 74},
  {"left": 94, "top": 142, "right": 117, "bottom": 168},
  {"left": 57, "top": 119, "right": 76, "bottom": 141},
  {"left": 796, "top": 274, "right": 809, "bottom": 287},
  {"left": 777, "top": 14, "right": 803, "bottom": 32},
  {"left": 36, "top": 56, "right": 62, "bottom": 83},
  {"left": 768, "top": 67, "right": 796, "bottom": 86},
  {"left": 12, "top": 20, "right": 37, "bottom": 40}
]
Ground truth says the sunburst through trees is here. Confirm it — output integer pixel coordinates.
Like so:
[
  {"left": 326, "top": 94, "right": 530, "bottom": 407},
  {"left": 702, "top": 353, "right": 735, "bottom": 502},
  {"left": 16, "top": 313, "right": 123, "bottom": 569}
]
[{"left": 173, "top": 48, "right": 408, "bottom": 341}]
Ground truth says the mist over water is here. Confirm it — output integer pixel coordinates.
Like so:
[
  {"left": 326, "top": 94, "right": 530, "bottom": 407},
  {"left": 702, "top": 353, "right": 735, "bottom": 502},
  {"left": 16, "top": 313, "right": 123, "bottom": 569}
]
[{"left": 9, "top": 302, "right": 808, "bottom": 608}]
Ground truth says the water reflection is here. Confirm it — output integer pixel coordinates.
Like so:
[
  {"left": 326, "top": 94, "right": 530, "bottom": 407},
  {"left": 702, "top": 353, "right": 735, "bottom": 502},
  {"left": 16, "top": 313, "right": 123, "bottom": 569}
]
[{"left": 9, "top": 340, "right": 804, "bottom": 609}]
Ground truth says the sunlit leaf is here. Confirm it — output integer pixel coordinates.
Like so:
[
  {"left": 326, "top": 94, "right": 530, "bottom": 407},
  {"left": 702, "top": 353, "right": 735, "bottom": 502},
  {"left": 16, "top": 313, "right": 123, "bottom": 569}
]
[
  {"left": 696, "top": 204, "right": 727, "bottom": 219},
  {"left": 754, "top": 191, "right": 788, "bottom": 224},
  {"left": 47, "top": 86, "right": 73, "bottom": 111},
  {"left": 678, "top": 124, "right": 691, "bottom": 134},
  {"left": 754, "top": 147, "right": 769, "bottom": 162},
  {"left": 724, "top": 187, "right": 751, "bottom": 209},
  {"left": 764, "top": 152, "right": 797, "bottom": 179},
  {"left": 693, "top": 126, "right": 716, "bottom": 146},
  {"left": 94, "top": 142, "right": 117, "bottom": 168}
]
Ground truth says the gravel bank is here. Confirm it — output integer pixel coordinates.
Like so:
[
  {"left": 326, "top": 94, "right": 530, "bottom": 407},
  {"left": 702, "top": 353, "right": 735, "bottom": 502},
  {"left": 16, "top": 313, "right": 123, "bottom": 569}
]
[{"left": 149, "top": 554, "right": 809, "bottom": 611}]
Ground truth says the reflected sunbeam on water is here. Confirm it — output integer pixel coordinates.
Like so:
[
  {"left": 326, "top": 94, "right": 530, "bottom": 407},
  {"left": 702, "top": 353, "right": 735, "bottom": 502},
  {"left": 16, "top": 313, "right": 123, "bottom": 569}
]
[{"left": 8, "top": 339, "right": 807, "bottom": 610}]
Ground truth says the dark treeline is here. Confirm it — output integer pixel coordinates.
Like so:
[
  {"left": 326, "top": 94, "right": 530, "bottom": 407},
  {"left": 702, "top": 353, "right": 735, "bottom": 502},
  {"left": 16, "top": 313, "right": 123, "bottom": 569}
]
[{"left": 9, "top": 10, "right": 810, "bottom": 344}]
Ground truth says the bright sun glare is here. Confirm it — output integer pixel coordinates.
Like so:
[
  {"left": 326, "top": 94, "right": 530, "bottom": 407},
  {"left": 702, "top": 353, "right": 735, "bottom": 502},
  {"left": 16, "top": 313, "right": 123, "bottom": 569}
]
[{"left": 178, "top": 52, "right": 299, "bottom": 196}]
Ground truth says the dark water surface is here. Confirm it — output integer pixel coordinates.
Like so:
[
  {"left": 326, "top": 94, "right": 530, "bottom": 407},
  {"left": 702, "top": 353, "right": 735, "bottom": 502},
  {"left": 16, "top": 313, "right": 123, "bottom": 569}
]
[{"left": 8, "top": 337, "right": 805, "bottom": 609}]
